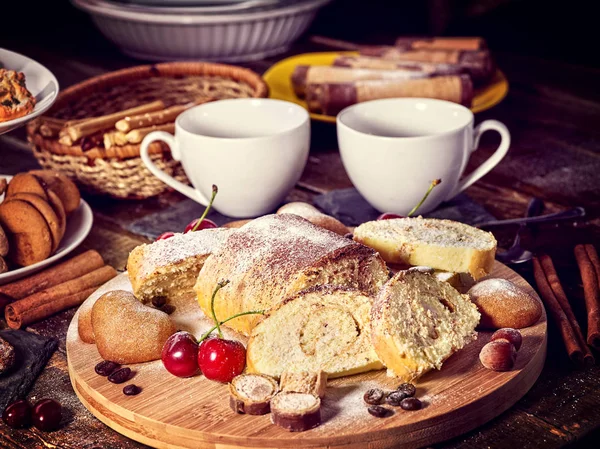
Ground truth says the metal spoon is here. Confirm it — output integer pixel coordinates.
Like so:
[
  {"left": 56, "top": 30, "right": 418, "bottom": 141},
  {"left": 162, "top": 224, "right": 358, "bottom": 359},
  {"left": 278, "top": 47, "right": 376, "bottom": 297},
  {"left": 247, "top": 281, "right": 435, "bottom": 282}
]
[
  {"left": 476, "top": 206, "right": 585, "bottom": 228},
  {"left": 495, "top": 198, "right": 545, "bottom": 264}
]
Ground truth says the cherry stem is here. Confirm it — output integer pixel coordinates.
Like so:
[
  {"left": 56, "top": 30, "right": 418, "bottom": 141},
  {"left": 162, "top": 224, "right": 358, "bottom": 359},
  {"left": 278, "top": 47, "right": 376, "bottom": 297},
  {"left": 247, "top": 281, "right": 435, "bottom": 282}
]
[
  {"left": 197, "top": 310, "right": 265, "bottom": 344},
  {"left": 209, "top": 280, "right": 230, "bottom": 338},
  {"left": 407, "top": 179, "right": 442, "bottom": 217},
  {"left": 191, "top": 185, "right": 218, "bottom": 232}
]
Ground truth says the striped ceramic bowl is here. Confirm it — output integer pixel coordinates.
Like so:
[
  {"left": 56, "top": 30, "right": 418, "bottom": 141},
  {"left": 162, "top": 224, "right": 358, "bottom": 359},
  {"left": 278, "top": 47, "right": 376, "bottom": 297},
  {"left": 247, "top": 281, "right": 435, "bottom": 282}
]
[{"left": 71, "top": 0, "right": 331, "bottom": 62}]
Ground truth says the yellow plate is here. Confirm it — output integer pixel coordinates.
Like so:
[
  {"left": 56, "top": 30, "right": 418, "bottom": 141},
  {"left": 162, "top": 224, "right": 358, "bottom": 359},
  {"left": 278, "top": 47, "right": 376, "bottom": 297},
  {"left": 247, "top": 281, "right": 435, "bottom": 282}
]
[{"left": 263, "top": 51, "right": 509, "bottom": 123}]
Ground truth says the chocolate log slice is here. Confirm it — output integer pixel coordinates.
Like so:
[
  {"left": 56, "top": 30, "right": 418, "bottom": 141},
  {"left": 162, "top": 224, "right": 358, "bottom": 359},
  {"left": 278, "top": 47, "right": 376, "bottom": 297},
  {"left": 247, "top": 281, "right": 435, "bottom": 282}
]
[
  {"left": 271, "top": 392, "right": 321, "bottom": 432},
  {"left": 229, "top": 373, "right": 279, "bottom": 415},
  {"left": 279, "top": 371, "right": 328, "bottom": 398}
]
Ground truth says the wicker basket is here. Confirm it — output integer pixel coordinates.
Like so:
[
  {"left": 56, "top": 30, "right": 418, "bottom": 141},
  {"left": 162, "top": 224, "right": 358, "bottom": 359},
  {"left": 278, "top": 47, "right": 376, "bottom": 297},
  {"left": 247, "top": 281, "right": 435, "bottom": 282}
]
[{"left": 27, "top": 62, "right": 268, "bottom": 199}]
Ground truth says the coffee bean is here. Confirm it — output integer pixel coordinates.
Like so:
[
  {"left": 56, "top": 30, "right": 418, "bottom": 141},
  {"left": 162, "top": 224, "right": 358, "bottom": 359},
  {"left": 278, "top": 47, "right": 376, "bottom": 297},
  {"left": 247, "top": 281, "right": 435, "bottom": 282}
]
[
  {"left": 385, "top": 390, "right": 408, "bottom": 406},
  {"left": 161, "top": 304, "right": 176, "bottom": 315},
  {"left": 123, "top": 384, "right": 141, "bottom": 396},
  {"left": 400, "top": 397, "right": 422, "bottom": 411},
  {"left": 108, "top": 367, "right": 132, "bottom": 384},
  {"left": 363, "top": 388, "right": 384, "bottom": 405},
  {"left": 397, "top": 383, "right": 416, "bottom": 397},
  {"left": 367, "top": 405, "right": 392, "bottom": 418},
  {"left": 95, "top": 360, "right": 120, "bottom": 377}
]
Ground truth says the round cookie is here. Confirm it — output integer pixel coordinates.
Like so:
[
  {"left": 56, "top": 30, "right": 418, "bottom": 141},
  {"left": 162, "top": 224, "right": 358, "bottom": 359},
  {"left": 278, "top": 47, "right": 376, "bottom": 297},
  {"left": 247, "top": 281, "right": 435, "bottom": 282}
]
[
  {"left": 46, "top": 190, "right": 67, "bottom": 242},
  {"left": 0, "top": 256, "right": 7, "bottom": 274},
  {"left": 468, "top": 278, "right": 543, "bottom": 329},
  {"left": 0, "top": 200, "right": 52, "bottom": 266},
  {"left": 6, "top": 173, "right": 49, "bottom": 201},
  {"left": 29, "top": 170, "right": 80, "bottom": 215},
  {"left": 5, "top": 193, "right": 62, "bottom": 253}
]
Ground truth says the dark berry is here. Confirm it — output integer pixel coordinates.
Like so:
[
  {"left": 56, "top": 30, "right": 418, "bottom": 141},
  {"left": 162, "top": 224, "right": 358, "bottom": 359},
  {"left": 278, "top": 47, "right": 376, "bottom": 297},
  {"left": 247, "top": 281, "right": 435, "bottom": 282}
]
[
  {"left": 123, "top": 385, "right": 142, "bottom": 396},
  {"left": 367, "top": 405, "right": 392, "bottom": 418},
  {"left": 363, "top": 388, "right": 384, "bottom": 405},
  {"left": 108, "top": 367, "right": 132, "bottom": 384},
  {"left": 400, "top": 397, "right": 422, "bottom": 411},
  {"left": 95, "top": 360, "right": 120, "bottom": 376},
  {"left": 32, "top": 399, "right": 62, "bottom": 431},
  {"left": 2, "top": 400, "right": 31, "bottom": 429}
]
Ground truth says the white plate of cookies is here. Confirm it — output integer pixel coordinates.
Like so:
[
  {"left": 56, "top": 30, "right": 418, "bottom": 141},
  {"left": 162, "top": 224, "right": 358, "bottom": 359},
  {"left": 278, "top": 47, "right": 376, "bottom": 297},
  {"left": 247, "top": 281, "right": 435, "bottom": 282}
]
[{"left": 0, "top": 171, "right": 93, "bottom": 284}]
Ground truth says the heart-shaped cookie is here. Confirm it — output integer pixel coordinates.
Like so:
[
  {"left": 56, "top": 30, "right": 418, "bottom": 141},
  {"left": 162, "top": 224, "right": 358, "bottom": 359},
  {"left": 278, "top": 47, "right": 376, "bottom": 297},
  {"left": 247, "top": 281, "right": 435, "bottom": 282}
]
[{"left": 91, "top": 290, "right": 176, "bottom": 364}]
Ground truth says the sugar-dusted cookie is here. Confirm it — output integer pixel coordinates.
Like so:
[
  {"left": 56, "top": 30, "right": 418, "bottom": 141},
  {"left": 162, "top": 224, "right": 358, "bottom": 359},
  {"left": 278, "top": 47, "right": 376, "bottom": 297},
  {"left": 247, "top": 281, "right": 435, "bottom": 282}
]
[
  {"left": 5, "top": 193, "right": 62, "bottom": 253},
  {"left": 91, "top": 290, "right": 176, "bottom": 364},
  {"left": 0, "top": 200, "right": 52, "bottom": 266},
  {"left": 46, "top": 190, "right": 67, "bottom": 243},
  {"left": 29, "top": 170, "right": 80, "bottom": 215}
]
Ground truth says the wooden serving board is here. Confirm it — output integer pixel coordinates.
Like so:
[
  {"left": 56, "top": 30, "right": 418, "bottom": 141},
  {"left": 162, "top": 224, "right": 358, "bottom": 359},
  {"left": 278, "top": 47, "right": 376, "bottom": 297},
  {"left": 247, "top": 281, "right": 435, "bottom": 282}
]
[{"left": 66, "top": 262, "right": 546, "bottom": 449}]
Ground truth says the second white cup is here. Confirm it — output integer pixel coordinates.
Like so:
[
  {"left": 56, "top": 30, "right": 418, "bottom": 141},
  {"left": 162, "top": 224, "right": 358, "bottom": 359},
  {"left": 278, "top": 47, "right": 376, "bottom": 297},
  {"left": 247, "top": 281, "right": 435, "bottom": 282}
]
[{"left": 337, "top": 98, "right": 511, "bottom": 215}]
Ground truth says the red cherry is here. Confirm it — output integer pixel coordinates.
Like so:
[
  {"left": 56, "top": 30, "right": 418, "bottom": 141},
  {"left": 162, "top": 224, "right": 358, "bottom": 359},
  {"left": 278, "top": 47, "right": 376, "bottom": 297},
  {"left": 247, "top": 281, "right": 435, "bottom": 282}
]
[
  {"left": 2, "top": 400, "right": 31, "bottom": 429},
  {"left": 32, "top": 399, "right": 62, "bottom": 432},
  {"left": 198, "top": 337, "right": 246, "bottom": 383},
  {"left": 161, "top": 331, "right": 200, "bottom": 378},
  {"left": 377, "top": 213, "right": 405, "bottom": 220},
  {"left": 156, "top": 232, "right": 175, "bottom": 241},
  {"left": 184, "top": 218, "right": 218, "bottom": 233}
]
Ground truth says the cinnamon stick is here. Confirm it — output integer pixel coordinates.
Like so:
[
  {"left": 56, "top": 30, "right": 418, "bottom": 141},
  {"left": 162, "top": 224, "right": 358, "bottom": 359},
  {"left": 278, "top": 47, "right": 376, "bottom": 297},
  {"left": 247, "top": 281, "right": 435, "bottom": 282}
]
[
  {"left": 533, "top": 257, "right": 584, "bottom": 364},
  {"left": 4, "top": 265, "right": 117, "bottom": 329},
  {"left": 61, "top": 101, "right": 165, "bottom": 142},
  {"left": 574, "top": 244, "right": 600, "bottom": 349},
  {"left": 539, "top": 254, "right": 594, "bottom": 366},
  {"left": 0, "top": 250, "right": 105, "bottom": 307}
]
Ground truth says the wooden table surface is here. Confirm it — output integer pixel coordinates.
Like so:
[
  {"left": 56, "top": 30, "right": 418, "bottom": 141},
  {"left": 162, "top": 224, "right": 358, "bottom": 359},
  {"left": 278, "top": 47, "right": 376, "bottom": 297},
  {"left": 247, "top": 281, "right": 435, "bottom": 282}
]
[{"left": 1, "top": 35, "right": 600, "bottom": 449}]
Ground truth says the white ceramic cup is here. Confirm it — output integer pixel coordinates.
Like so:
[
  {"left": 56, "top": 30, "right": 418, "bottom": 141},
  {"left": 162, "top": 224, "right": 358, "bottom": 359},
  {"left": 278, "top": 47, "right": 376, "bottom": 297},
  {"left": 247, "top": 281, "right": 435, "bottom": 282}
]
[
  {"left": 337, "top": 98, "right": 510, "bottom": 215},
  {"left": 140, "top": 98, "right": 310, "bottom": 217}
]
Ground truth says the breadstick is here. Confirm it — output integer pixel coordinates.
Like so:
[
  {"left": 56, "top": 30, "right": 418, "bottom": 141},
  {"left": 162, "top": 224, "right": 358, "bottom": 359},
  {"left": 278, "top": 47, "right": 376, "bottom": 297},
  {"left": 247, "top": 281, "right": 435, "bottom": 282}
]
[
  {"left": 103, "top": 130, "right": 128, "bottom": 149},
  {"left": 62, "top": 100, "right": 165, "bottom": 142},
  {"left": 126, "top": 123, "right": 175, "bottom": 144},
  {"left": 305, "top": 75, "right": 473, "bottom": 116},
  {"left": 115, "top": 99, "right": 210, "bottom": 132}
]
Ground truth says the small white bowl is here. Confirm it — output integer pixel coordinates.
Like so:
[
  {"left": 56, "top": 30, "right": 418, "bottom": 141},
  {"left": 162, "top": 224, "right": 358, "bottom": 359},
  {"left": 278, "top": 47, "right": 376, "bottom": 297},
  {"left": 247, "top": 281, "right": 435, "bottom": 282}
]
[{"left": 71, "top": 0, "right": 331, "bottom": 62}]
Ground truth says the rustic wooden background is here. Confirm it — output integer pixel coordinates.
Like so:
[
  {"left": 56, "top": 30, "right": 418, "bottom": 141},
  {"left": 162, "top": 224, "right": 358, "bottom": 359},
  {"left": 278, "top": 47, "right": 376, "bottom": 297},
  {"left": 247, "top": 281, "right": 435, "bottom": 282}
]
[{"left": 1, "top": 0, "right": 600, "bottom": 447}]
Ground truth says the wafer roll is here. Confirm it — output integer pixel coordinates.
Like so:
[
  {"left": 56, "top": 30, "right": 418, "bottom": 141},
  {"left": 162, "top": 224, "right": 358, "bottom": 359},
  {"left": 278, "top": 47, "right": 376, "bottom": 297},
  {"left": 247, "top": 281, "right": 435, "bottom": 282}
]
[
  {"left": 305, "top": 75, "right": 473, "bottom": 116},
  {"left": 359, "top": 48, "right": 493, "bottom": 82},
  {"left": 334, "top": 55, "right": 463, "bottom": 74},
  {"left": 395, "top": 36, "right": 486, "bottom": 51},
  {"left": 292, "top": 65, "right": 447, "bottom": 98}
]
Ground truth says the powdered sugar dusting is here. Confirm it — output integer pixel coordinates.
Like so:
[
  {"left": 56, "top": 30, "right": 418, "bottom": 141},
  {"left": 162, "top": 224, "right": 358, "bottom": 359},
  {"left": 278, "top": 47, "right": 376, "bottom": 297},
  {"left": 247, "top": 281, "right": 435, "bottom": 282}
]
[
  {"left": 468, "top": 278, "right": 530, "bottom": 299},
  {"left": 135, "top": 228, "right": 232, "bottom": 278}
]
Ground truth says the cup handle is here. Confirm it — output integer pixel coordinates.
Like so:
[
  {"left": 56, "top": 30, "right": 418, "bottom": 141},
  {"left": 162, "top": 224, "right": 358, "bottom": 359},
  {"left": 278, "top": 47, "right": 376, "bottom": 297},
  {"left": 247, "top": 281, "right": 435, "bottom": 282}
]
[
  {"left": 447, "top": 120, "right": 511, "bottom": 199},
  {"left": 140, "top": 131, "right": 210, "bottom": 206}
]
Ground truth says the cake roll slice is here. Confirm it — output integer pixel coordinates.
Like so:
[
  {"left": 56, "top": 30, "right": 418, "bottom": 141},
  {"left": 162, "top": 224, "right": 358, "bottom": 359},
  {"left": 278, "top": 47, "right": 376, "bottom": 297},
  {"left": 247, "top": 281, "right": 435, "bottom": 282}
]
[
  {"left": 271, "top": 392, "right": 322, "bottom": 432},
  {"left": 372, "top": 270, "right": 480, "bottom": 380},
  {"left": 194, "top": 214, "right": 388, "bottom": 336},
  {"left": 354, "top": 217, "right": 496, "bottom": 280},
  {"left": 127, "top": 228, "right": 233, "bottom": 303},
  {"left": 229, "top": 373, "right": 279, "bottom": 415},
  {"left": 305, "top": 75, "right": 473, "bottom": 116},
  {"left": 246, "top": 286, "right": 383, "bottom": 378}
]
